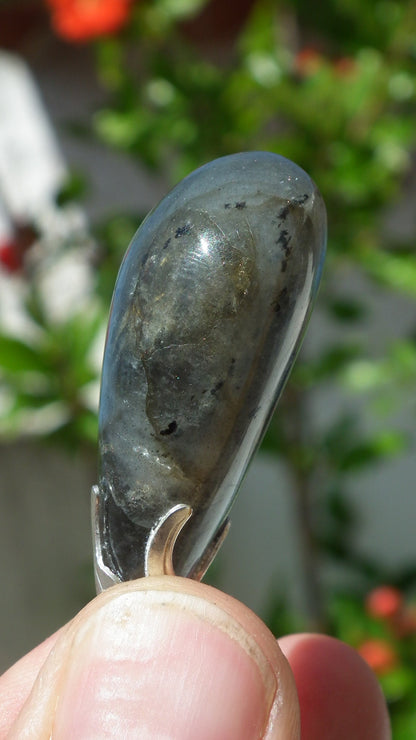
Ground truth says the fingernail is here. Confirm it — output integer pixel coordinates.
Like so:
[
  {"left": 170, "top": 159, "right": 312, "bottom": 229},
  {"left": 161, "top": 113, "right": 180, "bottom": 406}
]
[{"left": 52, "top": 589, "right": 277, "bottom": 739}]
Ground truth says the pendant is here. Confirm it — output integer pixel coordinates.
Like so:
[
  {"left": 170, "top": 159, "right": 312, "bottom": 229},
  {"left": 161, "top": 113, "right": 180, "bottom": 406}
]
[{"left": 92, "top": 151, "right": 326, "bottom": 591}]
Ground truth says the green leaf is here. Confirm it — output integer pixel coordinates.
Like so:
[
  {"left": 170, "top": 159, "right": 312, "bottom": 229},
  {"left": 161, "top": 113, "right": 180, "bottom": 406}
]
[
  {"left": 341, "top": 359, "right": 387, "bottom": 392},
  {"left": 56, "top": 171, "right": 88, "bottom": 206},
  {"left": 0, "top": 336, "right": 48, "bottom": 374},
  {"left": 296, "top": 343, "right": 362, "bottom": 385},
  {"left": 379, "top": 666, "right": 416, "bottom": 703},
  {"left": 360, "top": 249, "right": 416, "bottom": 296},
  {"left": 327, "top": 297, "right": 366, "bottom": 322},
  {"left": 338, "top": 430, "right": 408, "bottom": 471},
  {"left": 156, "top": 0, "right": 209, "bottom": 21}
]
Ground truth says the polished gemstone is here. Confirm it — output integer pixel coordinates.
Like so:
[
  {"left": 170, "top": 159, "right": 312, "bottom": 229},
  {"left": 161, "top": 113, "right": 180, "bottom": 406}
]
[{"left": 96, "top": 151, "right": 326, "bottom": 584}]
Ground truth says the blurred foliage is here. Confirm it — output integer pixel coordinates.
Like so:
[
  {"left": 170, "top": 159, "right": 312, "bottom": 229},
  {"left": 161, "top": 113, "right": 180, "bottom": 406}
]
[
  {"left": 0, "top": 289, "right": 101, "bottom": 447},
  {"left": 1, "top": 0, "right": 416, "bottom": 733}
]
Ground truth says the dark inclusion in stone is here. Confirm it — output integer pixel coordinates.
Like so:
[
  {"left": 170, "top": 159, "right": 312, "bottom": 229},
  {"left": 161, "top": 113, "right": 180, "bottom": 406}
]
[{"left": 97, "top": 151, "right": 327, "bottom": 582}]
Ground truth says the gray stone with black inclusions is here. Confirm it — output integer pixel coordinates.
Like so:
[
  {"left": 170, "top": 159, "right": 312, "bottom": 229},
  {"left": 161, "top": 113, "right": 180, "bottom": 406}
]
[{"left": 96, "top": 151, "right": 327, "bottom": 584}]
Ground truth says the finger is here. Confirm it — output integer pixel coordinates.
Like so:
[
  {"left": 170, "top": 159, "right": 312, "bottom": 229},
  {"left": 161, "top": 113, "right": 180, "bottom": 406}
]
[
  {"left": 0, "top": 628, "right": 63, "bottom": 738},
  {"left": 279, "top": 633, "right": 391, "bottom": 740},
  {"left": 8, "top": 577, "right": 300, "bottom": 739}
]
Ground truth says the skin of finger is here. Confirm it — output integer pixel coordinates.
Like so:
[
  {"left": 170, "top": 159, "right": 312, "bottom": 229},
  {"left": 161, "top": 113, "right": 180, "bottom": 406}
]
[
  {"left": 0, "top": 629, "right": 64, "bottom": 739},
  {"left": 8, "top": 577, "right": 300, "bottom": 740},
  {"left": 279, "top": 633, "right": 391, "bottom": 740}
]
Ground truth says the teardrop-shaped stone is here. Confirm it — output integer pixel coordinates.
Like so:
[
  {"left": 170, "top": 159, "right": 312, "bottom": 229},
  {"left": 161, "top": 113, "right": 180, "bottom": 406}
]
[{"left": 96, "top": 151, "right": 326, "bottom": 584}]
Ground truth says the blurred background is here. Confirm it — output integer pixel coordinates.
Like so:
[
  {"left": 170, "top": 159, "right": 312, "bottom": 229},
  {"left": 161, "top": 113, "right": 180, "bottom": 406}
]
[{"left": 0, "top": 0, "right": 415, "bottom": 734}]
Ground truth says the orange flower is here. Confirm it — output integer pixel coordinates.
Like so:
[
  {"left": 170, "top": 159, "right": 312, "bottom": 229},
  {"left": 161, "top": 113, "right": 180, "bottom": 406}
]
[
  {"left": 365, "top": 586, "right": 403, "bottom": 620},
  {"left": 46, "top": 0, "right": 132, "bottom": 42},
  {"left": 357, "top": 639, "right": 398, "bottom": 676}
]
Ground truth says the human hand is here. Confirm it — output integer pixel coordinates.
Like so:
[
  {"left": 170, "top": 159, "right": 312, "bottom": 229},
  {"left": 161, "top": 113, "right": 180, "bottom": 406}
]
[{"left": 1, "top": 577, "right": 390, "bottom": 739}]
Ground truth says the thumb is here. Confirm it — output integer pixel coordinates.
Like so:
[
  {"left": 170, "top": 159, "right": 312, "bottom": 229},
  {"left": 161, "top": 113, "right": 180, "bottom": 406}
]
[{"left": 9, "top": 577, "right": 300, "bottom": 739}]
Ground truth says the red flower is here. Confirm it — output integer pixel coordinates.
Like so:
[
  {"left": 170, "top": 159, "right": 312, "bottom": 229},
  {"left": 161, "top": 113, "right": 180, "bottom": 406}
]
[
  {"left": 46, "top": 0, "right": 132, "bottom": 42},
  {"left": 0, "top": 239, "right": 23, "bottom": 273},
  {"left": 357, "top": 639, "right": 397, "bottom": 676},
  {"left": 365, "top": 586, "right": 403, "bottom": 620},
  {"left": 0, "top": 224, "right": 37, "bottom": 274}
]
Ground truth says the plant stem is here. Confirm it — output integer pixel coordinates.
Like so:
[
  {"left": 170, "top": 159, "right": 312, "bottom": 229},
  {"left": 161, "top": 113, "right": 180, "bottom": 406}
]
[{"left": 282, "top": 382, "right": 327, "bottom": 630}]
